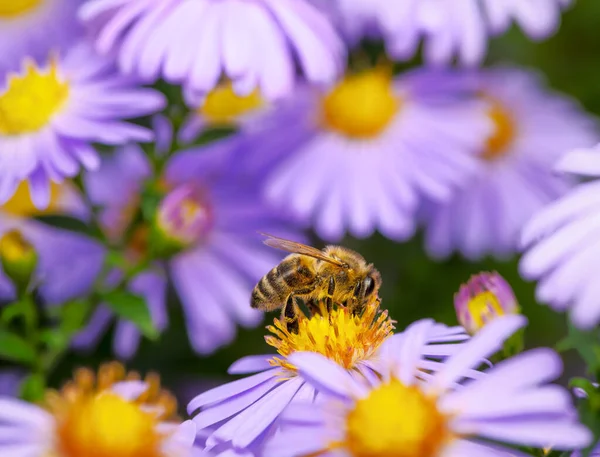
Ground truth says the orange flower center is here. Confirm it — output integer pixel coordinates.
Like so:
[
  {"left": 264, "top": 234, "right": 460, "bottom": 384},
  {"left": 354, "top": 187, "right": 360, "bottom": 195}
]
[{"left": 482, "top": 101, "right": 516, "bottom": 160}]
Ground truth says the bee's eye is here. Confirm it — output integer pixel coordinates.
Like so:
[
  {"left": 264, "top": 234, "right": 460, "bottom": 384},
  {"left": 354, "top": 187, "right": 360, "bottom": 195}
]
[{"left": 363, "top": 276, "right": 376, "bottom": 297}]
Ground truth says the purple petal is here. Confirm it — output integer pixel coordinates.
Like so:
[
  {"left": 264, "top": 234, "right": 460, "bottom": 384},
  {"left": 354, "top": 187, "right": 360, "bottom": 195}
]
[
  {"left": 188, "top": 369, "right": 279, "bottom": 414},
  {"left": 288, "top": 352, "right": 361, "bottom": 399},
  {"left": 228, "top": 355, "right": 274, "bottom": 375},
  {"left": 431, "top": 315, "right": 527, "bottom": 391}
]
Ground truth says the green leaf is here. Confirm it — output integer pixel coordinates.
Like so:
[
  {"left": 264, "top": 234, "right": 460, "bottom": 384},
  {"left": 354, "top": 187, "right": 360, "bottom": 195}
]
[
  {"left": 103, "top": 290, "right": 159, "bottom": 340},
  {"left": 577, "top": 396, "right": 600, "bottom": 457},
  {"left": 19, "top": 373, "right": 45, "bottom": 403},
  {"left": 1, "top": 302, "right": 24, "bottom": 324},
  {"left": 33, "top": 215, "right": 92, "bottom": 235},
  {"left": 555, "top": 323, "right": 600, "bottom": 373},
  {"left": 60, "top": 299, "right": 91, "bottom": 335},
  {"left": 0, "top": 330, "right": 37, "bottom": 364}
]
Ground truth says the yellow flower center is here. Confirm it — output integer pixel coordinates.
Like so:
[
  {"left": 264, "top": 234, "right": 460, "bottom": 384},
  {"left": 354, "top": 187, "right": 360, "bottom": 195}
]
[
  {"left": 57, "top": 393, "right": 163, "bottom": 457},
  {"left": 0, "top": 230, "right": 34, "bottom": 263},
  {"left": 482, "top": 101, "right": 516, "bottom": 160},
  {"left": 47, "top": 362, "right": 178, "bottom": 457},
  {"left": 0, "top": 59, "right": 69, "bottom": 135},
  {"left": 465, "top": 290, "right": 505, "bottom": 331},
  {"left": 1, "top": 181, "right": 63, "bottom": 217},
  {"left": 200, "top": 83, "right": 263, "bottom": 125},
  {"left": 266, "top": 300, "right": 394, "bottom": 372},
  {"left": 340, "top": 379, "right": 450, "bottom": 457},
  {"left": 0, "top": 0, "right": 41, "bottom": 17},
  {"left": 321, "top": 70, "right": 399, "bottom": 139}
]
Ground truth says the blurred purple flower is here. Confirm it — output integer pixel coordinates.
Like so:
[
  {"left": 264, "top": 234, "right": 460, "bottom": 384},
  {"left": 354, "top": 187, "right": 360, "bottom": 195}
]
[
  {"left": 75, "top": 117, "right": 300, "bottom": 357},
  {"left": 0, "top": 0, "right": 83, "bottom": 73},
  {"left": 325, "top": 0, "right": 571, "bottom": 66},
  {"left": 188, "top": 314, "right": 470, "bottom": 457},
  {"left": 231, "top": 68, "right": 490, "bottom": 242},
  {"left": 0, "top": 364, "right": 199, "bottom": 457},
  {"left": 80, "top": 0, "right": 345, "bottom": 100},
  {"left": 0, "top": 43, "right": 165, "bottom": 209},
  {"left": 179, "top": 82, "right": 272, "bottom": 144},
  {"left": 0, "top": 181, "right": 103, "bottom": 306},
  {"left": 422, "top": 67, "right": 597, "bottom": 260},
  {"left": 265, "top": 316, "right": 590, "bottom": 457},
  {"left": 520, "top": 144, "right": 600, "bottom": 329}
]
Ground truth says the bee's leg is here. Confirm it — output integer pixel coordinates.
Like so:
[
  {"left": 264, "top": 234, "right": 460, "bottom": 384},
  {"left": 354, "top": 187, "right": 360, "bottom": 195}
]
[
  {"left": 282, "top": 296, "right": 299, "bottom": 334},
  {"left": 325, "top": 277, "right": 335, "bottom": 320}
]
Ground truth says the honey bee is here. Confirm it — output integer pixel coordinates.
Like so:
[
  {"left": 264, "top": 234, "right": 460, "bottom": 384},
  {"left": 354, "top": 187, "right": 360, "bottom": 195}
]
[{"left": 251, "top": 234, "right": 382, "bottom": 332}]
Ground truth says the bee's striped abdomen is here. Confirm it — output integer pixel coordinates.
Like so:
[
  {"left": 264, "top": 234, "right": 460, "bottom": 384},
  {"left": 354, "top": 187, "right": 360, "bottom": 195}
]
[{"left": 250, "top": 255, "right": 316, "bottom": 310}]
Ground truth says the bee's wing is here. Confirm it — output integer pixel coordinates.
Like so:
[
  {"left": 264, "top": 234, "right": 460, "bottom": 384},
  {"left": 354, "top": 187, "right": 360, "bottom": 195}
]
[{"left": 261, "top": 233, "right": 346, "bottom": 267}]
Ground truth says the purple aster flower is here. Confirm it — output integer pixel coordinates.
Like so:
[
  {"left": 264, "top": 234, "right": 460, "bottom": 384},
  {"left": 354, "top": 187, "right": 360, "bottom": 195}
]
[
  {"left": 454, "top": 271, "right": 519, "bottom": 335},
  {"left": 326, "top": 0, "right": 571, "bottom": 66},
  {"left": 0, "top": 362, "right": 199, "bottom": 457},
  {"left": 0, "top": 42, "right": 165, "bottom": 209},
  {"left": 265, "top": 315, "right": 590, "bottom": 457},
  {"left": 75, "top": 117, "right": 299, "bottom": 356},
  {"left": 188, "top": 301, "right": 472, "bottom": 457},
  {"left": 79, "top": 0, "right": 345, "bottom": 100},
  {"left": 233, "top": 67, "right": 490, "bottom": 242},
  {"left": 0, "top": 0, "right": 82, "bottom": 73},
  {"left": 0, "top": 181, "right": 103, "bottom": 305},
  {"left": 520, "top": 144, "right": 600, "bottom": 329},
  {"left": 178, "top": 83, "right": 272, "bottom": 144},
  {"left": 422, "top": 67, "right": 597, "bottom": 260}
]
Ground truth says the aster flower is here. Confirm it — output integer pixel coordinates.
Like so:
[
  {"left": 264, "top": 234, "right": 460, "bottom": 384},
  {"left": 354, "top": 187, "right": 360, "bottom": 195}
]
[
  {"left": 265, "top": 315, "right": 591, "bottom": 457},
  {"left": 520, "top": 144, "right": 600, "bottom": 329},
  {"left": 422, "top": 67, "right": 597, "bottom": 260},
  {"left": 235, "top": 67, "right": 490, "bottom": 242},
  {"left": 454, "top": 271, "right": 519, "bottom": 335},
  {"left": 0, "top": 0, "right": 82, "bottom": 73},
  {"left": 0, "top": 43, "right": 165, "bottom": 208},
  {"left": 178, "top": 82, "right": 270, "bottom": 144},
  {"left": 75, "top": 117, "right": 300, "bottom": 356},
  {"left": 0, "top": 362, "right": 199, "bottom": 457},
  {"left": 188, "top": 299, "right": 472, "bottom": 457},
  {"left": 327, "top": 0, "right": 571, "bottom": 65},
  {"left": 79, "top": 0, "right": 345, "bottom": 100},
  {"left": 0, "top": 181, "right": 104, "bottom": 305}
]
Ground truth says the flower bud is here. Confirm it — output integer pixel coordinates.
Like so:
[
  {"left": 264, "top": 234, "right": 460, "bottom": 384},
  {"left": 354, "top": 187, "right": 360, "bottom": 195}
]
[
  {"left": 0, "top": 230, "right": 38, "bottom": 292},
  {"left": 454, "top": 271, "right": 519, "bottom": 335},
  {"left": 152, "top": 184, "right": 213, "bottom": 257}
]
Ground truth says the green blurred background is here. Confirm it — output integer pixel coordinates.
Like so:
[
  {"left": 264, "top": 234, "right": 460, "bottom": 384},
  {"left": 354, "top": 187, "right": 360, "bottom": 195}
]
[{"left": 44, "top": 0, "right": 600, "bottom": 405}]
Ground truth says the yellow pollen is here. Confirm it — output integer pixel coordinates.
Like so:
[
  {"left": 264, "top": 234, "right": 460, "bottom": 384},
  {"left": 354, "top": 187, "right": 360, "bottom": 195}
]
[
  {"left": 482, "top": 101, "right": 516, "bottom": 160},
  {"left": 321, "top": 70, "right": 399, "bottom": 139},
  {"left": 466, "top": 291, "right": 504, "bottom": 331},
  {"left": 200, "top": 83, "right": 263, "bottom": 125},
  {"left": 0, "top": 230, "right": 34, "bottom": 263},
  {"left": 47, "top": 362, "right": 179, "bottom": 457},
  {"left": 0, "top": 58, "right": 69, "bottom": 135},
  {"left": 1, "top": 181, "right": 63, "bottom": 217},
  {"left": 0, "top": 0, "right": 41, "bottom": 17},
  {"left": 266, "top": 301, "right": 394, "bottom": 372},
  {"left": 341, "top": 379, "right": 450, "bottom": 457},
  {"left": 56, "top": 392, "right": 163, "bottom": 457}
]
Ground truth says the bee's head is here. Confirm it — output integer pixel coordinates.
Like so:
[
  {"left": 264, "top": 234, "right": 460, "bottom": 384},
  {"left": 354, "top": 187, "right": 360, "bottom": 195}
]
[{"left": 352, "top": 268, "right": 382, "bottom": 304}]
